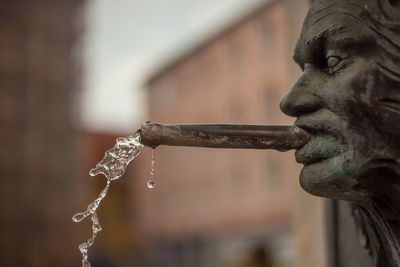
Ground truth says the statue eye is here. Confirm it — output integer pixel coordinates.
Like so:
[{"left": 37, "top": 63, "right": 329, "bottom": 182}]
[
  {"left": 325, "top": 55, "right": 344, "bottom": 75},
  {"left": 327, "top": 56, "right": 341, "bottom": 68}
]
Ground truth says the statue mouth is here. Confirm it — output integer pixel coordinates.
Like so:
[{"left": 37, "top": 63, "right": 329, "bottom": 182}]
[
  {"left": 294, "top": 134, "right": 342, "bottom": 165},
  {"left": 294, "top": 114, "right": 345, "bottom": 165}
]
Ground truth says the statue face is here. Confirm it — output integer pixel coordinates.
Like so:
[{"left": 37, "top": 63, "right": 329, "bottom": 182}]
[{"left": 280, "top": 10, "right": 400, "bottom": 200}]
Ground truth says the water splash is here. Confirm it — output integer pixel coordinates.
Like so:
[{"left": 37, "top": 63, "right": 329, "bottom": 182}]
[{"left": 72, "top": 132, "right": 143, "bottom": 267}]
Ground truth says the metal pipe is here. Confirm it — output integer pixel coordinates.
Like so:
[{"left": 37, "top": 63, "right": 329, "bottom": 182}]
[{"left": 139, "top": 122, "right": 310, "bottom": 152}]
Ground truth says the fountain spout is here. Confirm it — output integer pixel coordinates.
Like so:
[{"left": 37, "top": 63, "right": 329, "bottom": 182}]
[{"left": 139, "top": 122, "right": 310, "bottom": 151}]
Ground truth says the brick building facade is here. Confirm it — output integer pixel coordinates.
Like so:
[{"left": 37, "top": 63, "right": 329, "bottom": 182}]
[{"left": 0, "top": 2, "right": 84, "bottom": 266}]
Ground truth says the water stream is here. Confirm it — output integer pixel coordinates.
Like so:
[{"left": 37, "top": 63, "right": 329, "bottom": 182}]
[
  {"left": 147, "top": 149, "right": 156, "bottom": 188},
  {"left": 72, "top": 132, "right": 144, "bottom": 267}
]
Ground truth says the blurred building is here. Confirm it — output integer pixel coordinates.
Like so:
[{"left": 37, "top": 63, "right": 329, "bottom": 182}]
[
  {"left": 0, "top": 1, "right": 84, "bottom": 266},
  {"left": 134, "top": 1, "right": 326, "bottom": 267}
]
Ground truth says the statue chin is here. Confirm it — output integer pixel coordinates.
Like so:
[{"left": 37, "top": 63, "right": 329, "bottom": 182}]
[
  {"left": 299, "top": 152, "right": 400, "bottom": 204},
  {"left": 298, "top": 152, "right": 366, "bottom": 200}
]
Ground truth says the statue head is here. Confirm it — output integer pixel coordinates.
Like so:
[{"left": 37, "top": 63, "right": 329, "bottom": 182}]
[{"left": 280, "top": 0, "right": 400, "bottom": 202}]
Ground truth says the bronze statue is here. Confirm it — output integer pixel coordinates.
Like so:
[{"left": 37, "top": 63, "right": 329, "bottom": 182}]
[{"left": 280, "top": 0, "right": 400, "bottom": 266}]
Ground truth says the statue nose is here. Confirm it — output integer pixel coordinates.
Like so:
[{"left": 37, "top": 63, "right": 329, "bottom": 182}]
[{"left": 280, "top": 91, "right": 323, "bottom": 117}]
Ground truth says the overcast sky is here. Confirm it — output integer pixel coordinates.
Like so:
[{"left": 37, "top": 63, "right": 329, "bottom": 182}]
[{"left": 81, "top": 0, "right": 267, "bottom": 133}]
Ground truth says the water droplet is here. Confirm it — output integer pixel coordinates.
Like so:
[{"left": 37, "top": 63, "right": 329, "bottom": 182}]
[
  {"left": 147, "top": 180, "right": 156, "bottom": 189},
  {"left": 88, "top": 200, "right": 100, "bottom": 213},
  {"left": 72, "top": 212, "right": 88, "bottom": 223},
  {"left": 79, "top": 242, "right": 89, "bottom": 250},
  {"left": 87, "top": 237, "right": 95, "bottom": 246},
  {"left": 82, "top": 261, "right": 91, "bottom": 267},
  {"left": 92, "top": 223, "right": 102, "bottom": 233},
  {"left": 89, "top": 168, "right": 97, "bottom": 176},
  {"left": 99, "top": 184, "right": 110, "bottom": 198},
  {"left": 150, "top": 149, "right": 156, "bottom": 175}
]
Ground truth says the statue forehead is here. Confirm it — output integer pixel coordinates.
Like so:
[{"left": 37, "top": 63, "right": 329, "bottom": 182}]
[
  {"left": 300, "top": 0, "right": 400, "bottom": 50},
  {"left": 310, "top": 0, "right": 399, "bottom": 11},
  {"left": 307, "top": 0, "right": 400, "bottom": 25},
  {"left": 306, "top": 0, "right": 374, "bottom": 28}
]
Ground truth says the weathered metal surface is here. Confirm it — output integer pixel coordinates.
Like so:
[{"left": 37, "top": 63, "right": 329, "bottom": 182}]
[
  {"left": 139, "top": 122, "right": 310, "bottom": 151},
  {"left": 280, "top": 0, "right": 400, "bottom": 266}
]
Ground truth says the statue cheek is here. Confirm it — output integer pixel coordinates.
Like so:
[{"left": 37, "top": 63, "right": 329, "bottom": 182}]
[
  {"left": 329, "top": 65, "right": 380, "bottom": 128},
  {"left": 373, "top": 105, "right": 400, "bottom": 137},
  {"left": 368, "top": 68, "right": 400, "bottom": 137},
  {"left": 320, "top": 62, "right": 372, "bottom": 118}
]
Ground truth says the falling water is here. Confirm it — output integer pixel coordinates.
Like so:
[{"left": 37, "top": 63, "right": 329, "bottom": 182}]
[
  {"left": 147, "top": 149, "right": 156, "bottom": 189},
  {"left": 72, "top": 132, "right": 144, "bottom": 267}
]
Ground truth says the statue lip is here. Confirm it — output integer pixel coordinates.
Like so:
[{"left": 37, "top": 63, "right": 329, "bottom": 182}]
[
  {"left": 294, "top": 134, "right": 342, "bottom": 165},
  {"left": 294, "top": 114, "right": 345, "bottom": 165},
  {"left": 295, "top": 151, "right": 327, "bottom": 165},
  {"left": 295, "top": 121, "right": 338, "bottom": 137},
  {"left": 294, "top": 110, "right": 345, "bottom": 140}
]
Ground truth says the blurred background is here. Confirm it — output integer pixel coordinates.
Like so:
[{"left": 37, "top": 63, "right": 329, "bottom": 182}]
[{"left": 0, "top": 0, "right": 329, "bottom": 266}]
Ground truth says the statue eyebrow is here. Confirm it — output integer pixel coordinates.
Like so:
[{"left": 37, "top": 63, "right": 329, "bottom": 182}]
[
  {"left": 293, "top": 26, "right": 352, "bottom": 69},
  {"left": 325, "top": 36, "right": 359, "bottom": 51},
  {"left": 293, "top": 33, "right": 326, "bottom": 70}
]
